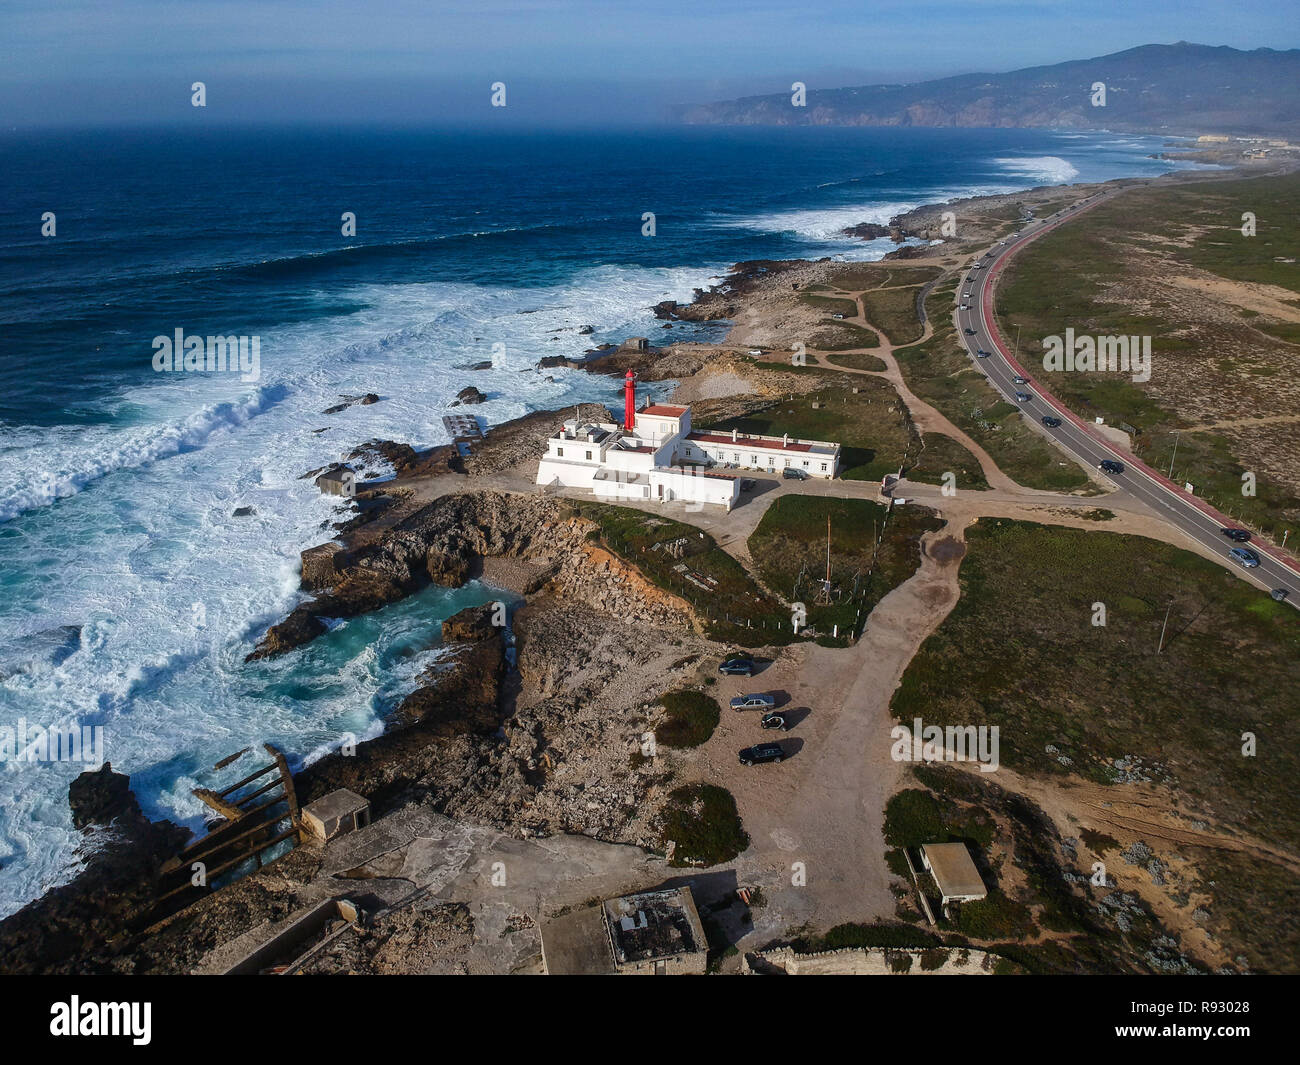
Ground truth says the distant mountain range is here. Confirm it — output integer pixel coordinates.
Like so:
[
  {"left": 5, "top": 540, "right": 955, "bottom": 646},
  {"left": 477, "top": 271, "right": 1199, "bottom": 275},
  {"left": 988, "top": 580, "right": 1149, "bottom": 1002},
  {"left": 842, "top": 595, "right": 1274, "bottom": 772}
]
[{"left": 678, "top": 44, "right": 1300, "bottom": 137}]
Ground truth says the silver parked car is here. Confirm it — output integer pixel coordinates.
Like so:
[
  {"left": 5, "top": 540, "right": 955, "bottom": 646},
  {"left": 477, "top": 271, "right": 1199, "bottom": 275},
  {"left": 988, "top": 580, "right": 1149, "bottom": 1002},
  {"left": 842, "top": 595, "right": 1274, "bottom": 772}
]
[{"left": 729, "top": 692, "right": 776, "bottom": 712}]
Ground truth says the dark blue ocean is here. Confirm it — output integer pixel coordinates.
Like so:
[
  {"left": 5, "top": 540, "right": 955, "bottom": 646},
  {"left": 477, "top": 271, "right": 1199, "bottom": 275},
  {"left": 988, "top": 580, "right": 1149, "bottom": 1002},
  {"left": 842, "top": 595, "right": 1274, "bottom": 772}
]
[{"left": 0, "top": 124, "right": 1188, "bottom": 913}]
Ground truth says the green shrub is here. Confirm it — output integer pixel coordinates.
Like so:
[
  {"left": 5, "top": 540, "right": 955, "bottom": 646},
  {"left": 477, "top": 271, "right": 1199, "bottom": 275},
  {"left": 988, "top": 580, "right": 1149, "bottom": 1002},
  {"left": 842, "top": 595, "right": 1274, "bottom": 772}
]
[
  {"left": 655, "top": 690, "right": 721, "bottom": 749},
  {"left": 661, "top": 784, "right": 749, "bottom": 867}
]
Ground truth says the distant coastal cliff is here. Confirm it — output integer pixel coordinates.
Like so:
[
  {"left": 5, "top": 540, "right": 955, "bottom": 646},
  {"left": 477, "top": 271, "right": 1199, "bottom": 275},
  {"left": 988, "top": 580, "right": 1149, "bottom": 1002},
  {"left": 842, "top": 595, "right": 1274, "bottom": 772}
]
[{"left": 678, "top": 43, "right": 1300, "bottom": 139}]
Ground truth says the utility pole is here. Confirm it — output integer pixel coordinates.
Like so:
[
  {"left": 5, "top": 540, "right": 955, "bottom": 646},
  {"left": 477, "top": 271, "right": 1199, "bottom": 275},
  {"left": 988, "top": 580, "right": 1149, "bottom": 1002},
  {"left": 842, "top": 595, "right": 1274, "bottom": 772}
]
[
  {"left": 1157, "top": 599, "right": 1174, "bottom": 655},
  {"left": 1014, "top": 324, "right": 1022, "bottom": 360},
  {"left": 826, "top": 514, "right": 832, "bottom": 585},
  {"left": 1167, "top": 431, "right": 1180, "bottom": 480}
]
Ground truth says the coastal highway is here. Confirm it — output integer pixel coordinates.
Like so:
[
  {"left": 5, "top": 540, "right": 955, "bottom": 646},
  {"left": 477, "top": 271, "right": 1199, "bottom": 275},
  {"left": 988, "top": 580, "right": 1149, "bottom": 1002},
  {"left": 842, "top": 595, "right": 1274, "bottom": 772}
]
[{"left": 954, "top": 191, "right": 1300, "bottom": 605}]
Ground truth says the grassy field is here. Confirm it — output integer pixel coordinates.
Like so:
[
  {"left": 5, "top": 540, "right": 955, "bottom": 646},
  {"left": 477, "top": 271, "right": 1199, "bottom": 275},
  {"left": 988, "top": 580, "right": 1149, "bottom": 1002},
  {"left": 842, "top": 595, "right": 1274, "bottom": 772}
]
[
  {"left": 701, "top": 364, "right": 987, "bottom": 490},
  {"left": 891, "top": 519, "right": 1300, "bottom": 970},
  {"left": 805, "top": 263, "right": 940, "bottom": 347},
  {"left": 748, "top": 495, "right": 944, "bottom": 640},
  {"left": 824, "top": 262, "right": 942, "bottom": 292},
  {"left": 798, "top": 292, "right": 859, "bottom": 318},
  {"left": 859, "top": 283, "right": 928, "bottom": 345},
  {"left": 809, "top": 322, "right": 881, "bottom": 350},
  {"left": 894, "top": 279, "right": 1091, "bottom": 491},
  {"left": 825, "top": 351, "right": 887, "bottom": 372},
  {"left": 908, "top": 432, "right": 990, "bottom": 491},
  {"left": 996, "top": 173, "right": 1300, "bottom": 531},
  {"left": 697, "top": 377, "right": 912, "bottom": 483},
  {"left": 571, "top": 501, "right": 792, "bottom": 646}
]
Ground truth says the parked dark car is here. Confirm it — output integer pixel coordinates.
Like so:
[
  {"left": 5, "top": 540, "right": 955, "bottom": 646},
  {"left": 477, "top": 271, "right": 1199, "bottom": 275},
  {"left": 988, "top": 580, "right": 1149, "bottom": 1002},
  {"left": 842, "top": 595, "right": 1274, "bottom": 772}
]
[
  {"left": 760, "top": 712, "right": 790, "bottom": 731},
  {"left": 782, "top": 467, "right": 808, "bottom": 480},
  {"left": 718, "top": 656, "right": 754, "bottom": 676},
  {"left": 739, "top": 742, "right": 785, "bottom": 766},
  {"left": 1271, "top": 588, "right": 1290, "bottom": 602},
  {"left": 1041, "top": 416, "right": 1062, "bottom": 428},
  {"left": 1220, "top": 528, "right": 1251, "bottom": 543},
  {"left": 1099, "top": 460, "right": 1125, "bottom": 474}
]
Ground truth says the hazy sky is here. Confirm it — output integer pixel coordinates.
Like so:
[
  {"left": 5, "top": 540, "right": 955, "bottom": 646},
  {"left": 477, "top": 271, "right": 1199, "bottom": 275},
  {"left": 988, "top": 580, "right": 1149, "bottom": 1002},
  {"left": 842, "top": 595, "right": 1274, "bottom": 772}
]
[{"left": 2, "top": 0, "right": 1296, "bottom": 127}]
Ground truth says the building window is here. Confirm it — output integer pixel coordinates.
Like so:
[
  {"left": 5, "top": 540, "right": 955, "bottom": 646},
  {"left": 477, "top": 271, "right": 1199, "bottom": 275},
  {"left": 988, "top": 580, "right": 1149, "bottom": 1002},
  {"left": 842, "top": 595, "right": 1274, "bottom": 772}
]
[
  {"left": 556, "top": 447, "right": 563, "bottom": 457},
  {"left": 784, "top": 458, "right": 791, "bottom": 467},
  {"left": 585, "top": 450, "right": 593, "bottom": 461},
  {"left": 821, "top": 463, "right": 828, "bottom": 472},
  {"left": 750, "top": 455, "right": 758, "bottom": 465},
  {"left": 803, "top": 461, "right": 809, "bottom": 467}
]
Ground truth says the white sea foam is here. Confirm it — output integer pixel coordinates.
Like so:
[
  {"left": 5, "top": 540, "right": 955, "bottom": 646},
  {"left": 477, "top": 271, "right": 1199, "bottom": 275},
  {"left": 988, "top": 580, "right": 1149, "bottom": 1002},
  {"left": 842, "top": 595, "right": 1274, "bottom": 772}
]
[
  {"left": 991, "top": 155, "right": 1081, "bottom": 184},
  {"left": 0, "top": 134, "right": 1183, "bottom": 917},
  {"left": 0, "top": 260, "right": 719, "bottom": 916}
]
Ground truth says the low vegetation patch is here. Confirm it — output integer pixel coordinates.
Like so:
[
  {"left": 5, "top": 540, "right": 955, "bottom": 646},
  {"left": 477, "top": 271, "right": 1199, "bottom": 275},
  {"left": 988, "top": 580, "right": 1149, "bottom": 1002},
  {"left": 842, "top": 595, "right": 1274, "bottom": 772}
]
[
  {"left": 906, "top": 432, "right": 989, "bottom": 491},
  {"left": 997, "top": 173, "right": 1300, "bottom": 530},
  {"left": 895, "top": 520, "right": 1299, "bottom": 844},
  {"left": 891, "top": 521, "right": 1300, "bottom": 971},
  {"left": 655, "top": 689, "right": 721, "bottom": 748},
  {"left": 749, "top": 495, "right": 943, "bottom": 640},
  {"left": 697, "top": 378, "right": 911, "bottom": 482},
  {"left": 859, "top": 283, "right": 927, "bottom": 345},
  {"left": 893, "top": 280, "right": 1090, "bottom": 492},
  {"left": 826, "top": 351, "right": 888, "bottom": 372},
  {"left": 661, "top": 784, "right": 749, "bottom": 867}
]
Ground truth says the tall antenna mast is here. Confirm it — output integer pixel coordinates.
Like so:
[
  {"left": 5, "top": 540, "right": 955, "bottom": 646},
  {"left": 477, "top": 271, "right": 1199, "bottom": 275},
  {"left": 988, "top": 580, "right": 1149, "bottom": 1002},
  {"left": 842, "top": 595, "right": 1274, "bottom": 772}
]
[{"left": 825, "top": 514, "right": 832, "bottom": 584}]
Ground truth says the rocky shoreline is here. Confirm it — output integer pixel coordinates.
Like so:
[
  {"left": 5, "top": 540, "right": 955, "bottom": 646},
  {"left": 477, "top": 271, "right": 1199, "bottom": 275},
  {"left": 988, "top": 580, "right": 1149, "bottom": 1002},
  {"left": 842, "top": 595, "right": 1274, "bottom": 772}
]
[{"left": 5, "top": 160, "right": 1279, "bottom": 973}]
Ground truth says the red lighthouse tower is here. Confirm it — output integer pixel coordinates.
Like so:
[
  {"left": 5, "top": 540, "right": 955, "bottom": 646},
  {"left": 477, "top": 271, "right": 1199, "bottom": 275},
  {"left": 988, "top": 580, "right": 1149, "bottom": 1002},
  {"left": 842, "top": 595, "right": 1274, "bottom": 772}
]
[{"left": 624, "top": 370, "right": 637, "bottom": 431}]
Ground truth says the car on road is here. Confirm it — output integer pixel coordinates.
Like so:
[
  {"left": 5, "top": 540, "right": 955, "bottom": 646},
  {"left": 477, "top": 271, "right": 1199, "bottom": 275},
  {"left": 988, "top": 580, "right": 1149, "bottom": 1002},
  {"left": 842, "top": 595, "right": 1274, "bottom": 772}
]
[
  {"left": 1271, "top": 588, "right": 1290, "bottom": 602},
  {"left": 964, "top": 327, "right": 976, "bottom": 336},
  {"left": 1220, "top": 528, "right": 1251, "bottom": 543},
  {"left": 1041, "top": 415, "right": 1062, "bottom": 428},
  {"left": 782, "top": 467, "right": 808, "bottom": 480},
  {"left": 760, "top": 712, "right": 790, "bottom": 731},
  {"left": 739, "top": 742, "right": 785, "bottom": 766},
  {"left": 1230, "top": 547, "right": 1261, "bottom": 568},
  {"left": 960, "top": 303, "right": 969, "bottom": 310},
  {"left": 1098, "top": 459, "right": 1125, "bottom": 474},
  {"left": 1014, "top": 391, "right": 1033, "bottom": 403},
  {"left": 975, "top": 349, "right": 990, "bottom": 358},
  {"left": 730, "top": 693, "right": 776, "bottom": 712},
  {"left": 719, "top": 656, "right": 755, "bottom": 676},
  {"left": 1012, "top": 375, "right": 1028, "bottom": 385}
]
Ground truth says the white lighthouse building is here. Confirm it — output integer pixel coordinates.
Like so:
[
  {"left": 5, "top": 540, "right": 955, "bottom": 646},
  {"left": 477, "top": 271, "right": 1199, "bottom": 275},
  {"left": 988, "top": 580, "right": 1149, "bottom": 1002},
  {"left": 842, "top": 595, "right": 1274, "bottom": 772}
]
[{"left": 534, "top": 372, "right": 840, "bottom": 510}]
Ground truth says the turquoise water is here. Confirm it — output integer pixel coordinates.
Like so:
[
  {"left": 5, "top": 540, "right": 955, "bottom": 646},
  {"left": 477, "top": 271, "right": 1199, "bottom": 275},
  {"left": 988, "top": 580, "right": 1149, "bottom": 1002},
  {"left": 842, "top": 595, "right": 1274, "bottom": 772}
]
[{"left": 0, "top": 124, "right": 1195, "bottom": 914}]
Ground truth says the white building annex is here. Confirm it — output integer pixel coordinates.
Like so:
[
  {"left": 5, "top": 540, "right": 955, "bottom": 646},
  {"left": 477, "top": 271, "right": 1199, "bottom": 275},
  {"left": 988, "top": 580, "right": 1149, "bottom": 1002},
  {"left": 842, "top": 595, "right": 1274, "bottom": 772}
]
[{"left": 534, "top": 372, "right": 841, "bottom": 510}]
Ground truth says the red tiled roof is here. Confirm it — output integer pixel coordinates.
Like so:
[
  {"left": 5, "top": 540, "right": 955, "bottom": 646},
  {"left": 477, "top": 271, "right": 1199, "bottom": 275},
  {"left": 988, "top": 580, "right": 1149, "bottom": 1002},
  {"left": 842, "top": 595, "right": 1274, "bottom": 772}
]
[
  {"left": 686, "top": 431, "right": 815, "bottom": 453},
  {"left": 639, "top": 404, "right": 687, "bottom": 417}
]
